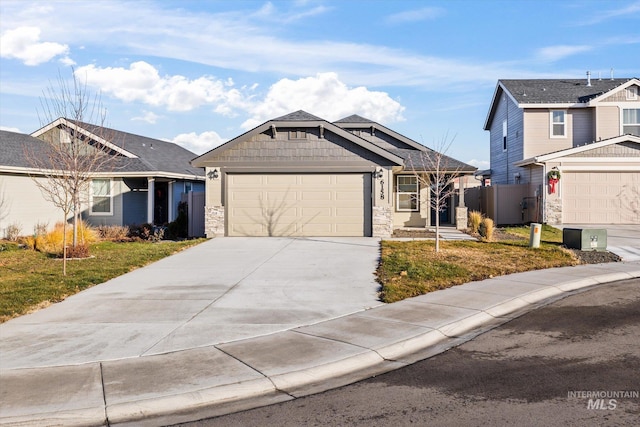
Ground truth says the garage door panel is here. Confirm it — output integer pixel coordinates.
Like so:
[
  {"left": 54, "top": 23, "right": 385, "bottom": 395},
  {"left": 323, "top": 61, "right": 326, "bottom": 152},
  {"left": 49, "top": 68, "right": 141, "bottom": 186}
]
[
  {"left": 563, "top": 172, "right": 639, "bottom": 224},
  {"left": 227, "top": 173, "right": 370, "bottom": 236},
  {"left": 300, "top": 191, "right": 333, "bottom": 201}
]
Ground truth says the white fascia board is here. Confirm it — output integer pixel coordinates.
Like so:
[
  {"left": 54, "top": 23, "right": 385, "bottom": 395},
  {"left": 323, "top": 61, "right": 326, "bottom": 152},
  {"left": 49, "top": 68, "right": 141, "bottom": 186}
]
[
  {"left": 518, "top": 103, "right": 587, "bottom": 109},
  {"left": 517, "top": 135, "right": 640, "bottom": 166},
  {"left": 586, "top": 78, "right": 640, "bottom": 105},
  {"left": 0, "top": 166, "right": 204, "bottom": 181},
  {"left": 561, "top": 165, "right": 640, "bottom": 171},
  {"left": 31, "top": 118, "right": 138, "bottom": 159},
  {"left": 552, "top": 157, "right": 640, "bottom": 163}
]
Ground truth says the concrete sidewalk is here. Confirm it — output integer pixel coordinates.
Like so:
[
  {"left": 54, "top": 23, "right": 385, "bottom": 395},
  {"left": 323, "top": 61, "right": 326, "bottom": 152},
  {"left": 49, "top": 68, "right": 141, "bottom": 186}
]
[{"left": 1, "top": 234, "right": 640, "bottom": 426}]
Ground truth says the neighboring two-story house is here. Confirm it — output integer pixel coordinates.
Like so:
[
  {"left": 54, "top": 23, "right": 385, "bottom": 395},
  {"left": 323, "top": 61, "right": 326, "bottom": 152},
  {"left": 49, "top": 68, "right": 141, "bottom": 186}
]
[{"left": 484, "top": 76, "right": 640, "bottom": 225}]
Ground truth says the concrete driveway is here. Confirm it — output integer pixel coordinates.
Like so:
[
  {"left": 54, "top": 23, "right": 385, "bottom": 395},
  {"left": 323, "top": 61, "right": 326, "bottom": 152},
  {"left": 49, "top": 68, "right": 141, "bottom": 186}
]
[
  {"left": 559, "top": 224, "right": 640, "bottom": 261},
  {"left": 0, "top": 237, "right": 383, "bottom": 370}
]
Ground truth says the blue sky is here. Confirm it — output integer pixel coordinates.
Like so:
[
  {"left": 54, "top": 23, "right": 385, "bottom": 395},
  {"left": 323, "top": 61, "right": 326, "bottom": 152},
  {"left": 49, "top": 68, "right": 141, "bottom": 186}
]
[{"left": 1, "top": 0, "right": 639, "bottom": 168}]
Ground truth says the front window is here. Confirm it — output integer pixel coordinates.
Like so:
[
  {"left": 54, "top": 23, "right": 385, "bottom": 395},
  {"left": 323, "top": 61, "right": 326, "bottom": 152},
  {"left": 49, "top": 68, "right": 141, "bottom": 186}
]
[
  {"left": 91, "top": 178, "right": 112, "bottom": 215},
  {"left": 396, "top": 175, "right": 418, "bottom": 211},
  {"left": 626, "top": 86, "right": 638, "bottom": 100},
  {"left": 551, "top": 110, "right": 566, "bottom": 137},
  {"left": 623, "top": 109, "right": 640, "bottom": 136}
]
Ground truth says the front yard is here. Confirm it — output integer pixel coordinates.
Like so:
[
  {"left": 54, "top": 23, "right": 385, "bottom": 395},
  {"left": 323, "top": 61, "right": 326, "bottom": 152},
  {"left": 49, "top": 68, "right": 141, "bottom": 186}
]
[
  {"left": 0, "top": 239, "right": 206, "bottom": 322},
  {"left": 378, "top": 226, "right": 588, "bottom": 303}
]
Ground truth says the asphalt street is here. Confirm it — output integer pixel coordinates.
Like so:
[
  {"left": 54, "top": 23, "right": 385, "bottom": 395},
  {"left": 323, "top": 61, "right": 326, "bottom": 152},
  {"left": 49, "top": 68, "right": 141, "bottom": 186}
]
[{"left": 181, "top": 278, "right": 640, "bottom": 427}]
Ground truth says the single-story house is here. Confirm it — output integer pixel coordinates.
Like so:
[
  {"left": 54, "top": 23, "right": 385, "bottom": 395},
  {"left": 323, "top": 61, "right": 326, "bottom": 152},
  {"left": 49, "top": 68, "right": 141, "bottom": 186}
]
[
  {"left": 191, "top": 111, "right": 476, "bottom": 237},
  {"left": 0, "top": 118, "right": 204, "bottom": 238}
]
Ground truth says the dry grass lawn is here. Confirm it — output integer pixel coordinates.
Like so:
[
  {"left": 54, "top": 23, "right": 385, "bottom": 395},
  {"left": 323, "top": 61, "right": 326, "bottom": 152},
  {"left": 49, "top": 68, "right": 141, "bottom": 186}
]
[{"left": 378, "top": 238, "right": 578, "bottom": 303}]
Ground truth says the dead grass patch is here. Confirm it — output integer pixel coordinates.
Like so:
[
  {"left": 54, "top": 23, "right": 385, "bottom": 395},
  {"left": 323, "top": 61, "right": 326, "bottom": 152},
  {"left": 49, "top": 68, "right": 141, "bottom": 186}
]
[{"left": 378, "top": 239, "right": 578, "bottom": 303}]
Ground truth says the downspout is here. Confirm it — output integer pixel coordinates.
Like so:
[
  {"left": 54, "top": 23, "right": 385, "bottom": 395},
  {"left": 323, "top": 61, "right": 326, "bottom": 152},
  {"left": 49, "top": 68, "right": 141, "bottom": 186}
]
[{"left": 534, "top": 162, "right": 546, "bottom": 223}]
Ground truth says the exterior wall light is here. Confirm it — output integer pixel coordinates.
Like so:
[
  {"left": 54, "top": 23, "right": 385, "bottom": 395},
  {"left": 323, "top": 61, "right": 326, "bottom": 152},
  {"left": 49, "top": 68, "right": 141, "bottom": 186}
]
[{"left": 208, "top": 169, "right": 219, "bottom": 180}]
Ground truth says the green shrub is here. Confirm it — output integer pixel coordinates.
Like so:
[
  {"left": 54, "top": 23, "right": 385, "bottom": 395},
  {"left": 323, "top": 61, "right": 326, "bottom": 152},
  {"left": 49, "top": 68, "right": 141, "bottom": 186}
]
[
  {"left": 468, "top": 210, "right": 483, "bottom": 234},
  {"left": 479, "top": 217, "right": 495, "bottom": 241},
  {"left": 167, "top": 201, "right": 188, "bottom": 239}
]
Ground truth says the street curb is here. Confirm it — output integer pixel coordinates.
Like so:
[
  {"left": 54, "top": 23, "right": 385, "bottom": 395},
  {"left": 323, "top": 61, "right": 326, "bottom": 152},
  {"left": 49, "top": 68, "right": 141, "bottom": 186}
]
[{"left": 2, "top": 263, "right": 639, "bottom": 426}]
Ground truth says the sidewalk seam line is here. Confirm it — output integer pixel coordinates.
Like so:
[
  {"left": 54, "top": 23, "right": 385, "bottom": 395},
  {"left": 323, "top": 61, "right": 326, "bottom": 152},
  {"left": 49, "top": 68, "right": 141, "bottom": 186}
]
[{"left": 100, "top": 362, "right": 110, "bottom": 427}]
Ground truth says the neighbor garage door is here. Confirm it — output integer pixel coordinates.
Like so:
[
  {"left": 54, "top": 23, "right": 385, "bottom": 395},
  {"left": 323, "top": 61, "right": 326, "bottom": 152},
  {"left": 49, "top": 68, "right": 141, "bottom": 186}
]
[
  {"left": 563, "top": 171, "right": 639, "bottom": 224},
  {"left": 227, "top": 173, "right": 371, "bottom": 236}
]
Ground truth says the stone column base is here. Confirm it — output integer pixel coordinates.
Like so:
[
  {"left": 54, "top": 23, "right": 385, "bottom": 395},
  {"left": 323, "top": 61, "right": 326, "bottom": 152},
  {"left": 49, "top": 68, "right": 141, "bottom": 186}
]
[
  {"left": 205, "top": 206, "right": 225, "bottom": 237},
  {"left": 455, "top": 207, "right": 468, "bottom": 230},
  {"left": 372, "top": 206, "right": 393, "bottom": 237}
]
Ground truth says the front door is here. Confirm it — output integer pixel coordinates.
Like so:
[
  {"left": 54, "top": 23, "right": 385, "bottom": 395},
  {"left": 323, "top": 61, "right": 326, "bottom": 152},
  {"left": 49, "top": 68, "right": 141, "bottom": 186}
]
[{"left": 154, "top": 181, "right": 168, "bottom": 225}]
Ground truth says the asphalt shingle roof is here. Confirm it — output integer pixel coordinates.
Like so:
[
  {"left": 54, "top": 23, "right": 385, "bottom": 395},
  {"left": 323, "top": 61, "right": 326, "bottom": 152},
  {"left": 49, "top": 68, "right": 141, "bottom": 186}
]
[
  {"left": 65, "top": 120, "right": 203, "bottom": 176},
  {"left": 500, "top": 78, "right": 634, "bottom": 104},
  {"left": 333, "top": 114, "right": 373, "bottom": 123},
  {"left": 1, "top": 122, "right": 203, "bottom": 177},
  {"left": 273, "top": 110, "right": 324, "bottom": 121},
  {"left": 391, "top": 148, "right": 477, "bottom": 172}
]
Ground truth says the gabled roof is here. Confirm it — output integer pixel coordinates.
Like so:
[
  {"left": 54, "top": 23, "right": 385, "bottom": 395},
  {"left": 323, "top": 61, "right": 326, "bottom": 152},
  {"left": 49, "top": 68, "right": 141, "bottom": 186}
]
[
  {"left": 0, "top": 130, "right": 49, "bottom": 169},
  {"left": 514, "top": 134, "right": 640, "bottom": 166},
  {"left": 274, "top": 110, "right": 324, "bottom": 121},
  {"left": 1, "top": 120, "right": 204, "bottom": 179},
  {"left": 333, "top": 114, "right": 427, "bottom": 152},
  {"left": 192, "top": 110, "right": 406, "bottom": 167},
  {"left": 32, "top": 118, "right": 204, "bottom": 177},
  {"left": 484, "top": 77, "right": 639, "bottom": 130},
  {"left": 391, "top": 148, "right": 477, "bottom": 173},
  {"left": 333, "top": 114, "right": 372, "bottom": 123}
]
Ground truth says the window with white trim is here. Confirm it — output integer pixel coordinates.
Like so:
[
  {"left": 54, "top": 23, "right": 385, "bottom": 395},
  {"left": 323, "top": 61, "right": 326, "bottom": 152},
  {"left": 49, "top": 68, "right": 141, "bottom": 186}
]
[
  {"left": 502, "top": 119, "right": 507, "bottom": 151},
  {"left": 623, "top": 109, "right": 640, "bottom": 136},
  {"left": 396, "top": 175, "right": 419, "bottom": 212},
  {"left": 550, "top": 110, "right": 566, "bottom": 137},
  {"left": 91, "top": 178, "right": 112, "bottom": 215},
  {"left": 626, "top": 86, "right": 638, "bottom": 100}
]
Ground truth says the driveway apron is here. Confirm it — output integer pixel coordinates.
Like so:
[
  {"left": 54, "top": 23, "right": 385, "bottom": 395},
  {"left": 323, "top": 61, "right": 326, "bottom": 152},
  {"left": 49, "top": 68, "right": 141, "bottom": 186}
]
[{"left": 0, "top": 237, "right": 383, "bottom": 370}]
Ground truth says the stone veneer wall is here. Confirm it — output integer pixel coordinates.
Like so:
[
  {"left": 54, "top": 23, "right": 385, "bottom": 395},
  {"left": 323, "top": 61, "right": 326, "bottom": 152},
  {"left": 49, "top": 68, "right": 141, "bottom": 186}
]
[
  {"left": 545, "top": 198, "right": 562, "bottom": 224},
  {"left": 372, "top": 206, "right": 393, "bottom": 237},
  {"left": 205, "top": 206, "right": 225, "bottom": 237}
]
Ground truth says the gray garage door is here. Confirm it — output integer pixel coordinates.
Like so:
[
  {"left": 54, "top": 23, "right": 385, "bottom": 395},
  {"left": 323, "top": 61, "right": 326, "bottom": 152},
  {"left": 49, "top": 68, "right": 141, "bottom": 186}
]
[{"left": 227, "top": 173, "right": 371, "bottom": 236}]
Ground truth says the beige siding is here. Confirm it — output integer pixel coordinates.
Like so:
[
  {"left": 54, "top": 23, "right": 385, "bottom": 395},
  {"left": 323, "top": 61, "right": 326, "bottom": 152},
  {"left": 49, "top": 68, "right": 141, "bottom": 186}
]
[
  {"left": 600, "top": 85, "right": 640, "bottom": 102},
  {"left": 523, "top": 110, "right": 575, "bottom": 157},
  {"left": 562, "top": 172, "right": 639, "bottom": 224},
  {"left": 0, "top": 174, "right": 64, "bottom": 238},
  {"left": 596, "top": 106, "right": 620, "bottom": 140},
  {"left": 226, "top": 173, "right": 370, "bottom": 236}
]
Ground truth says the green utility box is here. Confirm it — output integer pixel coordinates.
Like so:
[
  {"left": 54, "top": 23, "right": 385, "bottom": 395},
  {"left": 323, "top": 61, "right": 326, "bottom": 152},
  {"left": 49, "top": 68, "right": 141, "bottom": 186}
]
[{"left": 563, "top": 228, "right": 607, "bottom": 252}]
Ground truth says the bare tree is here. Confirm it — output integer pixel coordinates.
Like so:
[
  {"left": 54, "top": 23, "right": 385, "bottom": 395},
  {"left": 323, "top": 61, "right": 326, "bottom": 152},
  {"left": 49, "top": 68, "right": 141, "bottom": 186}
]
[
  {"left": 25, "top": 70, "right": 118, "bottom": 274},
  {"left": 408, "top": 135, "right": 465, "bottom": 253},
  {"left": 0, "top": 179, "right": 9, "bottom": 228}
]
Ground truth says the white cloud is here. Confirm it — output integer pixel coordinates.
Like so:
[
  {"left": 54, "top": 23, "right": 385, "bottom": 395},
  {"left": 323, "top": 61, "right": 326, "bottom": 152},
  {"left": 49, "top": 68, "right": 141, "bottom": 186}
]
[
  {"left": 0, "top": 126, "right": 22, "bottom": 133},
  {"left": 535, "top": 45, "right": 592, "bottom": 62},
  {"left": 242, "top": 72, "right": 405, "bottom": 129},
  {"left": 75, "top": 62, "right": 248, "bottom": 112},
  {"left": 576, "top": 1, "right": 640, "bottom": 25},
  {"left": 171, "top": 131, "right": 227, "bottom": 155},
  {"left": 0, "top": 26, "right": 69, "bottom": 66},
  {"left": 132, "top": 111, "right": 161, "bottom": 124},
  {"left": 76, "top": 64, "right": 406, "bottom": 131},
  {"left": 386, "top": 7, "right": 445, "bottom": 24},
  {"left": 466, "top": 159, "right": 490, "bottom": 169}
]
